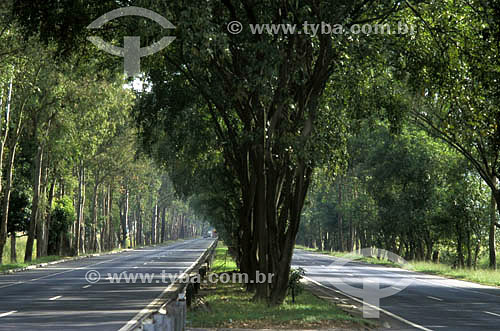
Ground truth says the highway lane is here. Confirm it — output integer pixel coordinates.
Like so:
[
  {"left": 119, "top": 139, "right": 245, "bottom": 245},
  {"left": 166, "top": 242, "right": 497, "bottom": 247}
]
[
  {"left": 0, "top": 238, "right": 214, "bottom": 330},
  {"left": 293, "top": 249, "right": 500, "bottom": 331}
]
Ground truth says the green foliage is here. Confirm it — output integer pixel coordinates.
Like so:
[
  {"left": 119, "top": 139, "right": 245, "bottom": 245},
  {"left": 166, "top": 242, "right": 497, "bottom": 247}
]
[
  {"left": 288, "top": 267, "right": 306, "bottom": 304},
  {"left": 299, "top": 121, "right": 491, "bottom": 265},
  {"left": 3, "top": 190, "right": 30, "bottom": 234},
  {"left": 51, "top": 197, "right": 76, "bottom": 234},
  {"left": 48, "top": 197, "right": 75, "bottom": 255}
]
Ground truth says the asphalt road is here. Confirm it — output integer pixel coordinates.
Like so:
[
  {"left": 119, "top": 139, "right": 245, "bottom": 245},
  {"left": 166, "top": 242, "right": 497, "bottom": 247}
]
[
  {"left": 293, "top": 249, "right": 500, "bottom": 331},
  {"left": 0, "top": 238, "right": 214, "bottom": 331}
]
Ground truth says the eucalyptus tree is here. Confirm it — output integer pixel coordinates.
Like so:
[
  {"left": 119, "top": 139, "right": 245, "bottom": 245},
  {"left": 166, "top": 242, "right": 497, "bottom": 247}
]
[
  {"left": 395, "top": 0, "right": 500, "bottom": 268},
  {"left": 0, "top": 31, "right": 59, "bottom": 263}
]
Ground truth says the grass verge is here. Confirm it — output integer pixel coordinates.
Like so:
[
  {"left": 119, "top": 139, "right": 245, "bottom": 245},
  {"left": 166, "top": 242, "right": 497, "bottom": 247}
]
[
  {"left": 187, "top": 244, "right": 373, "bottom": 330},
  {"left": 0, "top": 255, "right": 65, "bottom": 273},
  {"left": 295, "top": 245, "right": 500, "bottom": 287}
]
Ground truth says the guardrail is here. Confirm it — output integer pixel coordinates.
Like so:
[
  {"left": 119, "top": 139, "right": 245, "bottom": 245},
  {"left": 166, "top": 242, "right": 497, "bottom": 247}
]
[{"left": 128, "top": 239, "right": 218, "bottom": 331}]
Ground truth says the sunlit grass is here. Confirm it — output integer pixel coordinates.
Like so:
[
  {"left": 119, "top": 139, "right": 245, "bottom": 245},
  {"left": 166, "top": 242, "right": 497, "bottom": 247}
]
[
  {"left": 0, "top": 255, "right": 65, "bottom": 273},
  {"left": 408, "top": 261, "right": 500, "bottom": 286},
  {"left": 2, "top": 235, "right": 36, "bottom": 264}
]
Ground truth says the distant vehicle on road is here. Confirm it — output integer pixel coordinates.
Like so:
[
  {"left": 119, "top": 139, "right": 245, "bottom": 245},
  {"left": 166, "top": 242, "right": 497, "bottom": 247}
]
[{"left": 203, "top": 230, "right": 217, "bottom": 238}]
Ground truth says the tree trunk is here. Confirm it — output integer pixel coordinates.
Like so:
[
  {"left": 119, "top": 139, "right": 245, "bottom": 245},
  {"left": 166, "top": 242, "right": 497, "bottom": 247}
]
[
  {"left": 106, "top": 185, "right": 113, "bottom": 250},
  {"left": 10, "top": 233, "right": 16, "bottom": 263},
  {"left": 160, "top": 206, "right": 166, "bottom": 243},
  {"left": 25, "top": 146, "right": 43, "bottom": 262},
  {"left": 44, "top": 179, "right": 55, "bottom": 257},
  {"left": 74, "top": 163, "right": 85, "bottom": 256},
  {"left": 90, "top": 175, "right": 99, "bottom": 252},
  {"left": 137, "top": 198, "right": 143, "bottom": 246},
  {"left": 79, "top": 167, "right": 86, "bottom": 255},
  {"left": 0, "top": 78, "right": 20, "bottom": 264},
  {"left": 120, "top": 188, "right": 129, "bottom": 248},
  {"left": 36, "top": 152, "right": 49, "bottom": 259},
  {"left": 490, "top": 182, "right": 497, "bottom": 270},
  {"left": 466, "top": 226, "right": 472, "bottom": 268},
  {"left": 254, "top": 150, "right": 268, "bottom": 300},
  {"left": 0, "top": 138, "right": 18, "bottom": 264},
  {"left": 456, "top": 222, "right": 465, "bottom": 268},
  {"left": 338, "top": 178, "right": 344, "bottom": 252},
  {"left": 101, "top": 186, "right": 108, "bottom": 251},
  {"left": 151, "top": 202, "right": 157, "bottom": 245}
]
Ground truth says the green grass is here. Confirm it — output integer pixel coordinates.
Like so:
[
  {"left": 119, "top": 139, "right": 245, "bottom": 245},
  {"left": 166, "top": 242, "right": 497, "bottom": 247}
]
[
  {"left": 188, "top": 244, "right": 372, "bottom": 330},
  {"left": 408, "top": 261, "right": 500, "bottom": 286},
  {"left": 295, "top": 245, "right": 500, "bottom": 287},
  {"left": 210, "top": 244, "right": 238, "bottom": 273},
  {"left": 0, "top": 234, "right": 67, "bottom": 272},
  {"left": 2, "top": 235, "right": 36, "bottom": 264},
  {"left": 0, "top": 255, "right": 65, "bottom": 272}
]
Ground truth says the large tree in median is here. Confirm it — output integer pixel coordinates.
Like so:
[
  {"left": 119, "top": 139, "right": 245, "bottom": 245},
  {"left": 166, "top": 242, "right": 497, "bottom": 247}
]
[{"left": 136, "top": 1, "right": 409, "bottom": 304}]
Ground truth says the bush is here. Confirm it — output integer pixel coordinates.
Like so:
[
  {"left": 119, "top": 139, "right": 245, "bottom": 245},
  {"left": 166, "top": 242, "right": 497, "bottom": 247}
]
[
  {"left": 48, "top": 197, "right": 76, "bottom": 255},
  {"left": 288, "top": 267, "right": 306, "bottom": 304}
]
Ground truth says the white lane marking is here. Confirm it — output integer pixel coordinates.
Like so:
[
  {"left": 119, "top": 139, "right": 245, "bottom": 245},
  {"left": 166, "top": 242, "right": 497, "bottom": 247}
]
[
  {"left": 118, "top": 240, "right": 216, "bottom": 331},
  {"left": 165, "top": 249, "right": 206, "bottom": 252},
  {"left": 392, "top": 286, "right": 402, "bottom": 290},
  {"left": 0, "top": 311, "right": 17, "bottom": 318},
  {"left": 484, "top": 311, "right": 500, "bottom": 317},
  {"left": 0, "top": 240, "right": 192, "bottom": 290},
  {"left": 49, "top": 295, "right": 62, "bottom": 301},
  {"left": 148, "top": 261, "right": 191, "bottom": 265},
  {"left": 82, "top": 285, "right": 91, "bottom": 289},
  {"left": 0, "top": 255, "right": 129, "bottom": 289},
  {"left": 304, "top": 276, "right": 434, "bottom": 331},
  {"left": 296, "top": 250, "right": 500, "bottom": 300},
  {"left": 427, "top": 296, "right": 443, "bottom": 301}
]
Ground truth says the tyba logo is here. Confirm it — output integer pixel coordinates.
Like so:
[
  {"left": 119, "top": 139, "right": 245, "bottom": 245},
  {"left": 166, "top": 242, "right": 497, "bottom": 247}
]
[{"left": 87, "top": 6, "right": 176, "bottom": 77}]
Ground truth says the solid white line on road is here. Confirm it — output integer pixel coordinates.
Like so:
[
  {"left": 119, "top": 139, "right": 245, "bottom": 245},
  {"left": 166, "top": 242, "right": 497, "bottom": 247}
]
[
  {"left": 427, "top": 296, "right": 443, "bottom": 301},
  {"left": 49, "top": 295, "right": 62, "bottom": 301},
  {"left": 484, "top": 311, "right": 500, "bottom": 318},
  {"left": 304, "top": 276, "right": 434, "bottom": 331},
  {"left": 0, "top": 311, "right": 17, "bottom": 318},
  {"left": 392, "top": 286, "right": 402, "bottom": 290},
  {"left": 82, "top": 285, "right": 91, "bottom": 289},
  {"left": 295, "top": 250, "right": 500, "bottom": 301}
]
